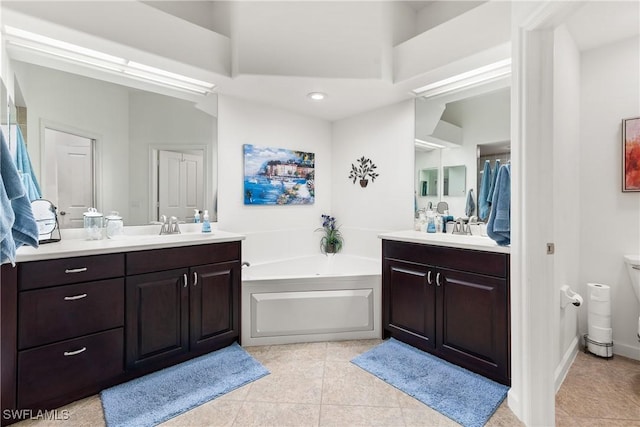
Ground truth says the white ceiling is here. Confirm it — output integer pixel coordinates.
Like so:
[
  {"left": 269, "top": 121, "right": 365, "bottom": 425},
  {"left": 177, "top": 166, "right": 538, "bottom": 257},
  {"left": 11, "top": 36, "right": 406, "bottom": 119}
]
[
  {"left": 2, "top": 1, "right": 639, "bottom": 122},
  {"left": 565, "top": 1, "right": 640, "bottom": 52}
]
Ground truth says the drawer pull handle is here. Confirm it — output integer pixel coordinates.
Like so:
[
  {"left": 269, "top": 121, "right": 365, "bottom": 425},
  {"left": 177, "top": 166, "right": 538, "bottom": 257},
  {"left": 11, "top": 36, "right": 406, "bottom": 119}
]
[
  {"left": 65, "top": 267, "right": 88, "bottom": 274},
  {"left": 193, "top": 272, "right": 198, "bottom": 287},
  {"left": 633, "top": 265, "right": 640, "bottom": 271},
  {"left": 427, "top": 271, "right": 432, "bottom": 285},
  {"left": 64, "top": 293, "right": 87, "bottom": 301},
  {"left": 183, "top": 274, "right": 188, "bottom": 288},
  {"left": 63, "top": 347, "right": 87, "bottom": 357},
  {"left": 436, "top": 272, "right": 442, "bottom": 287}
]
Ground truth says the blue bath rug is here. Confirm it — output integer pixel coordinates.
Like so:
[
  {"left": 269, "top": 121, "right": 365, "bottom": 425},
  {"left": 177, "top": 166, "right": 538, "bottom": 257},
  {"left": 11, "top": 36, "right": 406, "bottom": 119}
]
[
  {"left": 101, "top": 342, "right": 269, "bottom": 427},
  {"left": 351, "top": 338, "right": 508, "bottom": 427}
]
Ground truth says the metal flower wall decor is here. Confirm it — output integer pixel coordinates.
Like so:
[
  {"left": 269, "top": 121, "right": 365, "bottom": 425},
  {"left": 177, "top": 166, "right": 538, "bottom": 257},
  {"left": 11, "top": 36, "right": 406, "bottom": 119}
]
[{"left": 349, "top": 156, "right": 379, "bottom": 188}]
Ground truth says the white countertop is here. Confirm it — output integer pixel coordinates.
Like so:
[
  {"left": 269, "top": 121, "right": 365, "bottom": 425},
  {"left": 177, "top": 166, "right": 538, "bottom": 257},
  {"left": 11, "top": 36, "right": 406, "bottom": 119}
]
[
  {"left": 16, "top": 224, "right": 245, "bottom": 262},
  {"left": 378, "top": 230, "right": 510, "bottom": 254}
]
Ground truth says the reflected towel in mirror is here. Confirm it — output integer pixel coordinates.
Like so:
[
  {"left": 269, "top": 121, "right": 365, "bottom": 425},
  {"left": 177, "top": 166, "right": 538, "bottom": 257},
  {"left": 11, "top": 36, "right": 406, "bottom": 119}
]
[
  {"left": 465, "top": 189, "right": 475, "bottom": 217},
  {"left": 486, "top": 164, "right": 511, "bottom": 246},
  {"left": 478, "top": 160, "right": 491, "bottom": 221},
  {"left": 14, "top": 125, "right": 42, "bottom": 200}
]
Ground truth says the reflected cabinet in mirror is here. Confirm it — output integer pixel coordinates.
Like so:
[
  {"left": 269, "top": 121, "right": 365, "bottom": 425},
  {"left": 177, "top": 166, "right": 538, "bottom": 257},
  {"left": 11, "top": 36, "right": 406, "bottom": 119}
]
[{"left": 10, "top": 61, "right": 217, "bottom": 227}]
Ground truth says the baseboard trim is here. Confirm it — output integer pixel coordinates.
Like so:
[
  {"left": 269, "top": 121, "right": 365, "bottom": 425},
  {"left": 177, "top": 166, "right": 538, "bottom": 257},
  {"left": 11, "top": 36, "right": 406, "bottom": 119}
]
[
  {"left": 554, "top": 335, "right": 579, "bottom": 393},
  {"left": 613, "top": 340, "right": 640, "bottom": 361}
]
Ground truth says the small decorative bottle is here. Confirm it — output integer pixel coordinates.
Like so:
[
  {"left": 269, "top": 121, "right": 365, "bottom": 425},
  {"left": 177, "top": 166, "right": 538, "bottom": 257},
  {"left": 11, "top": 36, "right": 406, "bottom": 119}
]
[{"left": 194, "top": 209, "right": 200, "bottom": 224}]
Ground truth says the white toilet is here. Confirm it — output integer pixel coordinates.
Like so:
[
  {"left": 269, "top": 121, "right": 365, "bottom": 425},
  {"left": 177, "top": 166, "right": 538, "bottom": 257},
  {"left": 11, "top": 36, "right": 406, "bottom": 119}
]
[{"left": 624, "top": 254, "right": 640, "bottom": 339}]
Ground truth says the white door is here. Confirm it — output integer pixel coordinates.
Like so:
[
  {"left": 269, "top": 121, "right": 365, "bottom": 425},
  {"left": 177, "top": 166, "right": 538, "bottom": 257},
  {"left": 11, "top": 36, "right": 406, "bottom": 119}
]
[
  {"left": 158, "top": 150, "right": 203, "bottom": 222},
  {"left": 43, "top": 128, "right": 94, "bottom": 229}
]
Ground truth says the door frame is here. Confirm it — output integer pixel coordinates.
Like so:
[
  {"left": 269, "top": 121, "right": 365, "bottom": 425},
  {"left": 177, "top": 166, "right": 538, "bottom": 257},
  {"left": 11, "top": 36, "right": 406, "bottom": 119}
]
[
  {"left": 510, "top": 1, "right": 585, "bottom": 425},
  {"left": 148, "top": 143, "right": 209, "bottom": 223},
  {"left": 40, "top": 119, "right": 102, "bottom": 215}
]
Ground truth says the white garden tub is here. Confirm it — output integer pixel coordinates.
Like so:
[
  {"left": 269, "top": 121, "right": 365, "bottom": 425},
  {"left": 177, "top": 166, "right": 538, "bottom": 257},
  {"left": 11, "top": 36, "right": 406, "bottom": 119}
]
[{"left": 241, "top": 254, "right": 382, "bottom": 346}]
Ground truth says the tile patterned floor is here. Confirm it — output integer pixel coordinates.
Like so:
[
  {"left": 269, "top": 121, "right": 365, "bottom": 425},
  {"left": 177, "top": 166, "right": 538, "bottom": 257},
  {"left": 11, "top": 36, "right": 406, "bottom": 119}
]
[{"left": 13, "top": 340, "right": 640, "bottom": 426}]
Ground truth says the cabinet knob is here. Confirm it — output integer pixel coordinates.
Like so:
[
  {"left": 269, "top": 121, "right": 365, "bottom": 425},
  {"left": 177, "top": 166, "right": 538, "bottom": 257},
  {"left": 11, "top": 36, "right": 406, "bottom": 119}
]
[
  {"left": 427, "top": 271, "right": 433, "bottom": 285},
  {"left": 436, "top": 272, "right": 442, "bottom": 287},
  {"left": 193, "top": 271, "right": 198, "bottom": 287},
  {"left": 183, "top": 274, "right": 188, "bottom": 288}
]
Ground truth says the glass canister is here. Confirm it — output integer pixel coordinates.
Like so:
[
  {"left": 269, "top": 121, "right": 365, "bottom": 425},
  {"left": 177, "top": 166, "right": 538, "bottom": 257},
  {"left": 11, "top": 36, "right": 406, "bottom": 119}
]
[
  {"left": 83, "top": 207, "right": 104, "bottom": 240},
  {"left": 105, "top": 211, "right": 124, "bottom": 239}
]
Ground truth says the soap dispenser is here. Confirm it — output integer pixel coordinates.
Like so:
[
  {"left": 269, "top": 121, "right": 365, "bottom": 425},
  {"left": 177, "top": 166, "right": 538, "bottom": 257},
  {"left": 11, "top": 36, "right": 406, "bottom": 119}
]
[
  {"left": 202, "top": 210, "right": 211, "bottom": 233},
  {"left": 426, "top": 210, "right": 436, "bottom": 233},
  {"left": 194, "top": 209, "right": 200, "bottom": 223}
]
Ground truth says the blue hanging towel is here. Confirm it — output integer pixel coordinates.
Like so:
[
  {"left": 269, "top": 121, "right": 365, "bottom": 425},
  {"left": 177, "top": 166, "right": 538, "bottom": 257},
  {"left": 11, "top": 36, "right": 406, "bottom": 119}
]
[
  {"left": 478, "top": 160, "right": 491, "bottom": 221},
  {"left": 486, "top": 164, "right": 511, "bottom": 246},
  {"left": 465, "top": 189, "right": 475, "bottom": 217},
  {"left": 14, "top": 126, "right": 42, "bottom": 200},
  {"left": 487, "top": 159, "right": 501, "bottom": 203},
  {"left": 1, "top": 130, "right": 39, "bottom": 265}
]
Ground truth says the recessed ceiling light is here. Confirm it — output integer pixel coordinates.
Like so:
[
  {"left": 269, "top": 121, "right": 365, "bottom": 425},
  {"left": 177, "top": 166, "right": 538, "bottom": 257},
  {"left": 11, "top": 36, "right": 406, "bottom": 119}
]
[{"left": 307, "top": 92, "right": 326, "bottom": 101}]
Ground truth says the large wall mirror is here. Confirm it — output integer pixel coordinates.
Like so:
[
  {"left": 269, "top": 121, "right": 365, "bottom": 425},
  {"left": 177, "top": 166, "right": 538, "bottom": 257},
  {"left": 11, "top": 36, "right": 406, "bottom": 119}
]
[
  {"left": 11, "top": 62, "right": 218, "bottom": 227},
  {"left": 2, "top": 3, "right": 218, "bottom": 228},
  {"left": 414, "top": 86, "right": 510, "bottom": 220}
]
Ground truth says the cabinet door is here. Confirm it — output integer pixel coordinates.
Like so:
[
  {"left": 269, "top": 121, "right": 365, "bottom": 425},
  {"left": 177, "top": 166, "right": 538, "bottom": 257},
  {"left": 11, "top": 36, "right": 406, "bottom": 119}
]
[
  {"left": 189, "top": 261, "right": 240, "bottom": 353},
  {"left": 437, "top": 268, "right": 509, "bottom": 384},
  {"left": 383, "top": 259, "right": 436, "bottom": 350},
  {"left": 126, "top": 269, "right": 189, "bottom": 370}
]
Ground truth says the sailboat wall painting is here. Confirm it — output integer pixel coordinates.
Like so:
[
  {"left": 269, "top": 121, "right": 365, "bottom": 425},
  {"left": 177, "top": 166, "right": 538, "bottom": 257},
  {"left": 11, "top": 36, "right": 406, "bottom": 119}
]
[{"left": 243, "top": 144, "right": 315, "bottom": 205}]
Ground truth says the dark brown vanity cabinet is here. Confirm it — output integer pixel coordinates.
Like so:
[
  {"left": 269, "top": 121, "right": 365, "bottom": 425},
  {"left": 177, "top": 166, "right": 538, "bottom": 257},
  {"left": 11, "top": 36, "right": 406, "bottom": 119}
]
[
  {"left": 1, "top": 240, "right": 241, "bottom": 425},
  {"left": 125, "top": 243, "right": 241, "bottom": 372},
  {"left": 383, "top": 240, "right": 510, "bottom": 385},
  {"left": 13, "top": 254, "right": 126, "bottom": 411}
]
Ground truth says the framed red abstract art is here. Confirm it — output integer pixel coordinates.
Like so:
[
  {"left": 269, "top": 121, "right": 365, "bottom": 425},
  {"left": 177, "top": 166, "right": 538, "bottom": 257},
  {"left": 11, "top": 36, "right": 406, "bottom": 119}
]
[{"left": 623, "top": 117, "right": 640, "bottom": 192}]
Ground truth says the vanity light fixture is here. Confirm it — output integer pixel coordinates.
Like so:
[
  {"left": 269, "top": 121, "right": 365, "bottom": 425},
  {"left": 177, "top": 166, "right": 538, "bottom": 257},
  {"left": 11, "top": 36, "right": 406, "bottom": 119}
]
[
  {"left": 412, "top": 59, "right": 511, "bottom": 99},
  {"left": 414, "top": 138, "right": 446, "bottom": 149},
  {"left": 307, "top": 92, "right": 326, "bottom": 101},
  {"left": 3, "top": 26, "right": 216, "bottom": 96}
]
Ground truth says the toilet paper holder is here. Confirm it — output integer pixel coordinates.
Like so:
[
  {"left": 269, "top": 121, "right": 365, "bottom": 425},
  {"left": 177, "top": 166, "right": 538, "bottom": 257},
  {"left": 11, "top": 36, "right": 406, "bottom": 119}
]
[{"left": 560, "top": 285, "right": 583, "bottom": 308}]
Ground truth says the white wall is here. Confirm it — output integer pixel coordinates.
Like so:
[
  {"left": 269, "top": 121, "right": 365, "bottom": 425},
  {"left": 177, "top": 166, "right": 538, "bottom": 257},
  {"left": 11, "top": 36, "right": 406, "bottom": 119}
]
[
  {"left": 331, "top": 100, "right": 414, "bottom": 259},
  {"left": 579, "top": 35, "right": 640, "bottom": 359},
  {"left": 14, "top": 61, "right": 130, "bottom": 220},
  {"left": 216, "top": 95, "right": 332, "bottom": 264},
  {"left": 552, "top": 25, "right": 581, "bottom": 386}
]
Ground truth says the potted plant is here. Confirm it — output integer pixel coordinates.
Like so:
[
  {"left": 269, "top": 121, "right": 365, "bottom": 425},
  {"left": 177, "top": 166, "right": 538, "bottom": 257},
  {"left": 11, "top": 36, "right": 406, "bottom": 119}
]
[
  {"left": 349, "top": 156, "right": 379, "bottom": 187},
  {"left": 316, "top": 214, "right": 343, "bottom": 254}
]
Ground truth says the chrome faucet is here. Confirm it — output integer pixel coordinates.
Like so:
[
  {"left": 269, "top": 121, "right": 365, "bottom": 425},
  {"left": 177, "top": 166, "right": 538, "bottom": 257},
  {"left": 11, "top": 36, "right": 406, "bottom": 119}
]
[
  {"left": 452, "top": 218, "right": 472, "bottom": 235},
  {"left": 158, "top": 215, "right": 181, "bottom": 235},
  {"left": 169, "top": 216, "right": 181, "bottom": 234}
]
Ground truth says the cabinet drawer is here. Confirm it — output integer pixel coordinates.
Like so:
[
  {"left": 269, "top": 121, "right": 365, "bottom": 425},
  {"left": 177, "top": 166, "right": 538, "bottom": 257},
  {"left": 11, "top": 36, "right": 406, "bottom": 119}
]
[
  {"left": 18, "top": 254, "right": 125, "bottom": 290},
  {"left": 383, "top": 240, "right": 508, "bottom": 278},
  {"left": 18, "top": 278, "right": 124, "bottom": 349},
  {"left": 126, "top": 241, "right": 241, "bottom": 275},
  {"left": 17, "top": 328, "right": 123, "bottom": 408}
]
